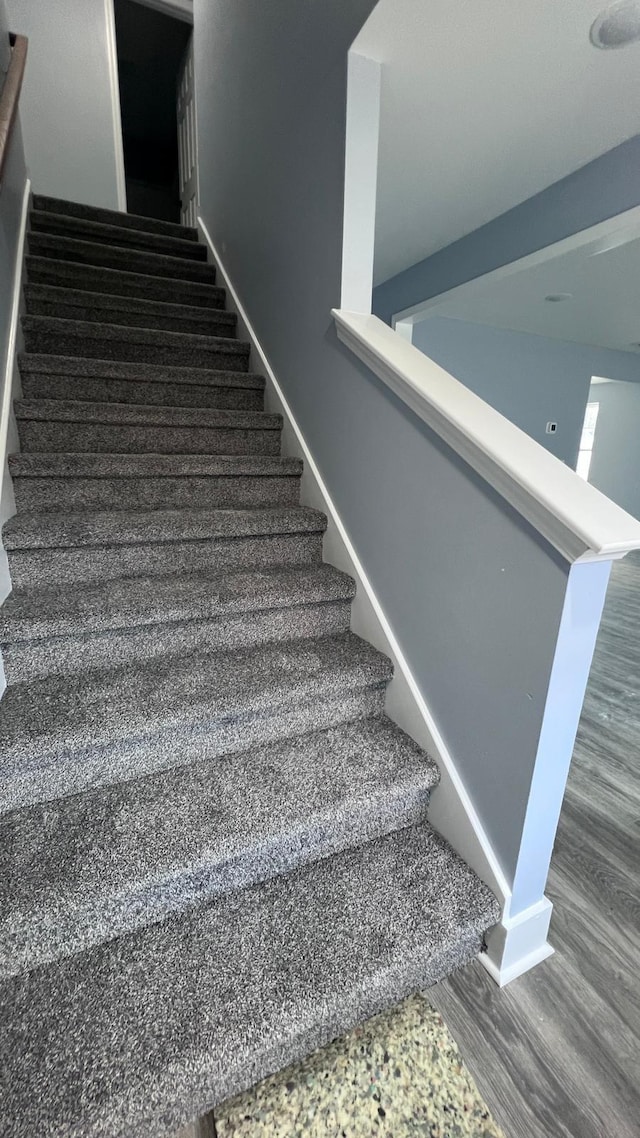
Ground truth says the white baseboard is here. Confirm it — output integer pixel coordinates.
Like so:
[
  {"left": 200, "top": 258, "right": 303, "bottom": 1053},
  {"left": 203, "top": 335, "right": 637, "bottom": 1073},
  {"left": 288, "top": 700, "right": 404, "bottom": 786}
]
[
  {"left": 0, "top": 176, "right": 30, "bottom": 595},
  {"left": 0, "top": 175, "right": 30, "bottom": 699},
  {"left": 481, "top": 896, "right": 554, "bottom": 986},
  {"left": 196, "top": 215, "right": 538, "bottom": 980}
]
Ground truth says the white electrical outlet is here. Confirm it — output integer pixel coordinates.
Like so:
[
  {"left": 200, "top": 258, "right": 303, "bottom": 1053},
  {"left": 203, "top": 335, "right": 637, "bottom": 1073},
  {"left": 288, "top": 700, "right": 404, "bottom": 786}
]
[{"left": 546, "top": 422, "right": 557, "bottom": 434}]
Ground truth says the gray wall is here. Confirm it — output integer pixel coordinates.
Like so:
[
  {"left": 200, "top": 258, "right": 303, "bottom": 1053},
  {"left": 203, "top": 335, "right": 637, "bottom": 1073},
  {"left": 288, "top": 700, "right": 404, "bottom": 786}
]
[
  {"left": 589, "top": 381, "right": 640, "bottom": 520},
  {"left": 0, "top": 0, "right": 28, "bottom": 597},
  {"left": 412, "top": 317, "right": 640, "bottom": 469},
  {"left": 5, "top": 0, "right": 122, "bottom": 208},
  {"left": 193, "top": 0, "right": 573, "bottom": 886},
  {"left": 373, "top": 134, "right": 640, "bottom": 326}
]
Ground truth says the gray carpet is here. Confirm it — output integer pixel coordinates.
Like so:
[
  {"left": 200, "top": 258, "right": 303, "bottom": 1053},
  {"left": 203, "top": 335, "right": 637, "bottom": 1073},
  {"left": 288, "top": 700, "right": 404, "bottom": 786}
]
[{"left": 0, "top": 193, "right": 499, "bottom": 1137}]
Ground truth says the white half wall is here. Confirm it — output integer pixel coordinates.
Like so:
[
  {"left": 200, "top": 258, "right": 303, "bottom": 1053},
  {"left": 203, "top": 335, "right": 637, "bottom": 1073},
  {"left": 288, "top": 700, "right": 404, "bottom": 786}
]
[{"left": 5, "top": 0, "right": 126, "bottom": 209}]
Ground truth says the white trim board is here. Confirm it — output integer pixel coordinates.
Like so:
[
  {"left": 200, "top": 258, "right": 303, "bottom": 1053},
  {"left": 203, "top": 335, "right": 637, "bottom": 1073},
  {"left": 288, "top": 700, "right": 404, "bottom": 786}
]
[
  {"left": 340, "top": 51, "right": 381, "bottom": 313},
  {"left": 0, "top": 174, "right": 31, "bottom": 693},
  {"left": 392, "top": 203, "right": 640, "bottom": 326},
  {"left": 196, "top": 213, "right": 516, "bottom": 965},
  {"left": 104, "top": 0, "right": 127, "bottom": 212}
]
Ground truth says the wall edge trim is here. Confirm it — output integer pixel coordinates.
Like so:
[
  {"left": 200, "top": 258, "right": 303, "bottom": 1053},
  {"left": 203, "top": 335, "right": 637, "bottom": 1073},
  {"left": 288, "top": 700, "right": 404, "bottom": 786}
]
[{"left": 103, "top": 0, "right": 127, "bottom": 212}]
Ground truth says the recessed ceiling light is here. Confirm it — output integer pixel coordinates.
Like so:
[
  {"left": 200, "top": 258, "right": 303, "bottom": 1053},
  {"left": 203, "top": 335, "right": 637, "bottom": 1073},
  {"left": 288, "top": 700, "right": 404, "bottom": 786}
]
[
  {"left": 591, "top": 0, "right": 640, "bottom": 48},
  {"left": 545, "top": 293, "right": 573, "bottom": 302}
]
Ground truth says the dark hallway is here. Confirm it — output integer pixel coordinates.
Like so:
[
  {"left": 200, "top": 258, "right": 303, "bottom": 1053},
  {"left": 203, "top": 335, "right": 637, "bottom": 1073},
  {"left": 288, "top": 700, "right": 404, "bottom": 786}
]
[{"left": 114, "top": 0, "right": 191, "bottom": 222}]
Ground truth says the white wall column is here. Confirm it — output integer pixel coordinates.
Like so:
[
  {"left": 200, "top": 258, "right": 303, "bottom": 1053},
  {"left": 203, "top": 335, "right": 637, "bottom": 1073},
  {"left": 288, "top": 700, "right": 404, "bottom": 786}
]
[
  {"left": 483, "top": 556, "right": 613, "bottom": 985},
  {"left": 340, "top": 51, "right": 381, "bottom": 313}
]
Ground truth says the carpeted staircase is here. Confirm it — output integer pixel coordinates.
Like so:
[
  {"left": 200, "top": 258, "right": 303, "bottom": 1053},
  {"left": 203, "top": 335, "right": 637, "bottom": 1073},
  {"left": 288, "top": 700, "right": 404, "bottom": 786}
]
[{"left": 0, "top": 195, "right": 500, "bottom": 1137}]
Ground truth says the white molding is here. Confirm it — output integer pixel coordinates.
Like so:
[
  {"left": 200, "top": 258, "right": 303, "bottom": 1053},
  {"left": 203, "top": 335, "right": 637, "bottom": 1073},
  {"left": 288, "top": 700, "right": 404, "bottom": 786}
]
[
  {"left": 197, "top": 212, "right": 511, "bottom": 925},
  {"left": 0, "top": 174, "right": 30, "bottom": 695},
  {"left": 104, "top": 0, "right": 127, "bottom": 212},
  {"left": 129, "top": 0, "right": 193, "bottom": 22},
  {"left": 482, "top": 897, "right": 554, "bottom": 987},
  {"left": 392, "top": 202, "right": 640, "bottom": 326},
  {"left": 332, "top": 309, "right": 640, "bottom": 564},
  {"left": 509, "top": 558, "right": 612, "bottom": 913},
  {"left": 340, "top": 52, "right": 381, "bottom": 312},
  {"left": 0, "top": 175, "right": 30, "bottom": 522},
  {"left": 393, "top": 319, "right": 414, "bottom": 343}
]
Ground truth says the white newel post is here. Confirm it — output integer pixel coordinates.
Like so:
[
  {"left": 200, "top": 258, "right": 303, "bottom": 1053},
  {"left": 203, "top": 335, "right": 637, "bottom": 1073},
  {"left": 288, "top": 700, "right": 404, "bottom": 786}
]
[{"left": 482, "top": 557, "right": 613, "bottom": 985}]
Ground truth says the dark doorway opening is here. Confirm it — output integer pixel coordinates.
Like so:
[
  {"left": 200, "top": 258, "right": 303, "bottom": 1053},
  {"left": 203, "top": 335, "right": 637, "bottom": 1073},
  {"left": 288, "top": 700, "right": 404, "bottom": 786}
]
[{"left": 114, "top": 0, "right": 191, "bottom": 222}]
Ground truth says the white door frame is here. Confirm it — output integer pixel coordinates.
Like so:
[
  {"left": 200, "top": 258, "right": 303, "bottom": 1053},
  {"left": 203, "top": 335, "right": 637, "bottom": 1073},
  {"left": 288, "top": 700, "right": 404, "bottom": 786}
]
[
  {"left": 104, "top": 0, "right": 127, "bottom": 211},
  {"left": 177, "top": 35, "right": 199, "bottom": 227}
]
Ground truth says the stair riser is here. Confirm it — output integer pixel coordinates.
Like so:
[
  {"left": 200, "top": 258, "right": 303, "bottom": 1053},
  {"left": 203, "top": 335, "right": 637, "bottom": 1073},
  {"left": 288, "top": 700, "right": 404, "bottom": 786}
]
[
  {"left": 25, "top": 297, "right": 236, "bottom": 339},
  {"left": 7, "top": 532, "right": 324, "bottom": 588},
  {"left": 22, "top": 327, "right": 249, "bottom": 372},
  {"left": 28, "top": 234, "right": 217, "bottom": 283},
  {"left": 12, "top": 474, "right": 300, "bottom": 513},
  {"left": 0, "top": 774, "right": 430, "bottom": 977},
  {"left": 2, "top": 601, "right": 352, "bottom": 684},
  {"left": 0, "top": 688, "right": 386, "bottom": 814},
  {"left": 32, "top": 195, "right": 199, "bottom": 241},
  {"left": 17, "top": 421, "right": 281, "bottom": 456},
  {"left": 27, "top": 258, "right": 225, "bottom": 308},
  {"left": 30, "top": 214, "right": 208, "bottom": 261},
  {"left": 20, "top": 374, "right": 264, "bottom": 411}
]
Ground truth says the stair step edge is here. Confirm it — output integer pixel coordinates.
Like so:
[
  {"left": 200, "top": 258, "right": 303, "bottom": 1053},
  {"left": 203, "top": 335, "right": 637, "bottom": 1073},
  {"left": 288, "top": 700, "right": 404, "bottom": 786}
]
[
  {"left": 8, "top": 454, "right": 302, "bottom": 478},
  {"left": 30, "top": 210, "right": 208, "bottom": 260},
  {"left": 1, "top": 505, "right": 327, "bottom": 551},
  {"left": 18, "top": 354, "right": 265, "bottom": 390},
  {"left": 22, "top": 315, "right": 250, "bottom": 354},
  {"left": 0, "top": 716, "right": 440, "bottom": 977},
  {"left": 14, "top": 398, "right": 280, "bottom": 429},
  {"left": 0, "top": 564, "right": 355, "bottom": 642},
  {"left": 32, "top": 195, "right": 199, "bottom": 241},
  {"left": 24, "top": 283, "right": 236, "bottom": 323},
  {"left": 0, "top": 822, "right": 499, "bottom": 1137}
]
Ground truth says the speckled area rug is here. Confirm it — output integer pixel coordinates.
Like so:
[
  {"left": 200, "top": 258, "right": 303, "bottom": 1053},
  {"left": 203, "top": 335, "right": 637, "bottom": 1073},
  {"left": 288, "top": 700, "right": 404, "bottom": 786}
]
[{"left": 212, "top": 993, "right": 505, "bottom": 1137}]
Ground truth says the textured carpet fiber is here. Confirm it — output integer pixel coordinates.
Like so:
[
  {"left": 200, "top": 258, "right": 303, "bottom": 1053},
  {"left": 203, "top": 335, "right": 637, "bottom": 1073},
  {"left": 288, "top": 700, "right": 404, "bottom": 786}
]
[{"left": 209, "top": 994, "right": 505, "bottom": 1138}]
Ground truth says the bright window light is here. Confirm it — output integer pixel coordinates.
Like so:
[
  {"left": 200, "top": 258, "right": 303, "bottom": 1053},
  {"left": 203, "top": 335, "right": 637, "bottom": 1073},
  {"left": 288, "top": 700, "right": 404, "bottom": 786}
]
[{"left": 576, "top": 400, "right": 600, "bottom": 480}]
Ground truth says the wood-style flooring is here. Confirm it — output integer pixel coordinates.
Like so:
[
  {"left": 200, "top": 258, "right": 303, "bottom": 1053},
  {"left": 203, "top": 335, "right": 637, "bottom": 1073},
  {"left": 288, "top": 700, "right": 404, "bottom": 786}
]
[{"left": 429, "top": 550, "right": 640, "bottom": 1138}]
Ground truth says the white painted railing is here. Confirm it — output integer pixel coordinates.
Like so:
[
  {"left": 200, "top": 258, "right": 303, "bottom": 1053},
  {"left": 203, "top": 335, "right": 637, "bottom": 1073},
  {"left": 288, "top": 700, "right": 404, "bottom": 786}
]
[{"left": 332, "top": 309, "right": 640, "bottom": 564}]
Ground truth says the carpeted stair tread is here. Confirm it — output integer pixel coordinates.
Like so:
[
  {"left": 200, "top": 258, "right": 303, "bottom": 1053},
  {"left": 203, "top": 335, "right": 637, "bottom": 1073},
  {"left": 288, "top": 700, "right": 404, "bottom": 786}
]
[
  {"left": 24, "top": 283, "right": 237, "bottom": 337},
  {"left": 14, "top": 397, "right": 279, "bottom": 430},
  {"left": 18, "top": 352, "right": 263, "bottom": 390},
  {"left": 18, "top": 354, "right": 264, "bottom": 413},
  {"left": 22, "top": 314, "right": 244, "bottom": 353},
  {"left": 0, "top": 563, "right": 354, "bottom": 642},
  {"left": 26, "top": 256, "right": 224, "bottom": 307},
  {"left": 22, "top": 317, "right": 249, "bottom": 370},
  {"left": 0, "top": 822, "right": 500, "bottom": 1138},
  {"left": 8, "top": 452, "right": 301, "bottom": 479},
  {"left": 8, "top": 453, "right": 304, "bottom": 514},
  {"left": 32, "top": 194, "right": 199, "bottom": 241},
  {"left": 0, "top": 716, "right": 440, "bottom": 977},
  {"left": 2, "top": 504, "right": 326, "bottom": 551},
  {"left": 30, "top": 209, "right": 209, "bottom": 261},
  {"left": 16, "top": 399, "right": 281, "bottom": 457},
  {"left": 28, "top": 232, "right": 218, "bottom": 283},
  {"left": 0, "top": 633, "right": 393, "bottom": 810}
]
